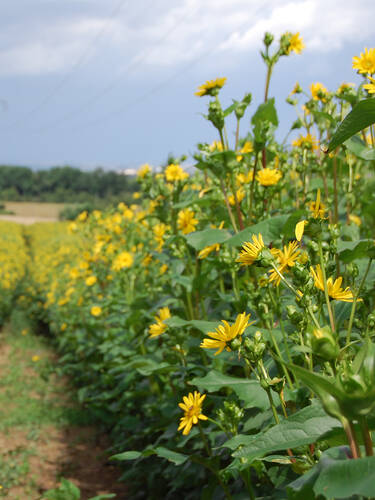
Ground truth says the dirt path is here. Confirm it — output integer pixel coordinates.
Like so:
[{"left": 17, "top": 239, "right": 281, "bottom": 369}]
[{"left": 0, "top": 313, "right": 128, "bottom": 499}]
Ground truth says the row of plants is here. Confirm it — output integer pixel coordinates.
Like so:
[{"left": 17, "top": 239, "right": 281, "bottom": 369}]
[
  {"left": 9, "top": 34, "right": 375, "bottom": 498},
  {"left": 0, "top": 221, "right": 28, "bottom": 326}
]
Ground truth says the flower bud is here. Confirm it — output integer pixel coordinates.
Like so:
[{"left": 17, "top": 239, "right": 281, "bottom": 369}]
[
  {"left": 230, "top": 337, "right": 242, "bottom": 351},
  {"left": 310, "top": 325, "right": 339, "bottom": 361},
  {"left": 263, "top": 32, "right": 274, "bottom": 47}
]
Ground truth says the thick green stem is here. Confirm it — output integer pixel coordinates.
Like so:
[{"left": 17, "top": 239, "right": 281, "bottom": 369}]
[
  {"left": 346, "top": 258, "right": 372, "bottom": 346},
  {"left": 342, "top": 417, "right": 361, "bottom": 459},
  {"left": 267, "top": 325, "right": 294, "bottom": 390},
  {"left": 360, "top": 417, "right": 374, "bottom": 456},
  {"left": 317, "top": 239, "right": 336, "bottom": 332}
]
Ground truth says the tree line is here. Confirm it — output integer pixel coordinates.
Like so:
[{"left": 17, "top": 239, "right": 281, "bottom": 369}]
[{"left": 0, "top": 165, "right": 137, "bottom": 203}]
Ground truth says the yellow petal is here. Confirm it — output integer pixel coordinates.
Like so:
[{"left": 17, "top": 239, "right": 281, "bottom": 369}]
[{"left": 295, "top": 220, "right": 308, "bottom": 241}]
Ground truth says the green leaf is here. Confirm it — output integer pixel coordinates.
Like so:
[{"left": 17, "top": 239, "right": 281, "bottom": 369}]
[
  {"left": 251, "top": 98, "right": 279, "bottom": 128},
  {"left": 111, "top": 451, "right": 142, "bottom": 461},
  {"left": 154, "top": 446, "right": 189, "bottom": 465},
  {"left": 232, "top": 404, "right": 340, "bottom": 462},
  {"left": 225, "top": 215, "right": 289, "bottom": 247},
  {"left": 189, "top": 320, "right": 220, "bottom": 334},
  {"left": 43, "top": 478, "right": 81, "bottom": 500},
  {"left": 337, "top": 239, "right": 374, "bottom": 263},
  {"left": 344, "top": 136, "right": 375, "bottom": 161},
  {"left": 185, "top": 228, "right": 230, "bottom": 251},
  {"left": 190, "top": 370, "right": 269, "bottom": 409},
  {"left": 111, "top": 447, "right": 188, "bottom": 466},
  {"left": 289, "top": 451, "right": 375, "bottom": 499},
  {"left": 326, "top": 98, "right": 375, "bottom": 152}
]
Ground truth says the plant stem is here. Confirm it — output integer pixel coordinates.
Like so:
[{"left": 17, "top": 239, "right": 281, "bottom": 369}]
[
  {"left": 360, "top": 417, "right": 374, "bottom": 456},
  {"left": 346, "top": 258, "right": 372, "bottom": 346},
  {"left": 198, "top": 422, "right": 212, "bottom": 457},
  {"left": 342, "top": 417, "right": 361, "bottom": 459},
  {"left": 317, "top": 239, "right": 336, "bottom": 332}
]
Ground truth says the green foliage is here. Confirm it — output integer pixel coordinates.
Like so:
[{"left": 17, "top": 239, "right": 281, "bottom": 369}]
[
  {"left": 327, "top": 98, "right": 375, "bottom": 152},
  {"left": 0, "top": 165, "right": 137, "bottom": 203}
]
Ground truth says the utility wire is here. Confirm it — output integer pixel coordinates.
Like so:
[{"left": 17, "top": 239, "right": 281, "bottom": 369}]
[
  {"left": 33, "top": 17, "right": 253, "bottom": 135},
  {"left": 28, "top": 3, "right": 198, "bottom": 134},
  {"left": 5, "top": 0, "right": 130, "bottom": 128}
]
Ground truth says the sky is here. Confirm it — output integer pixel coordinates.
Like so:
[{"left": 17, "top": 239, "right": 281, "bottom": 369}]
[{"left": 0, "top": 0, "right": 374, "bottom": 171}]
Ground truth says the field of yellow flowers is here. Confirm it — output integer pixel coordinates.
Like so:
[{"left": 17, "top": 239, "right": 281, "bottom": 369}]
[{"left": 2, "top": 33, "right": 375, "bottom": 499}]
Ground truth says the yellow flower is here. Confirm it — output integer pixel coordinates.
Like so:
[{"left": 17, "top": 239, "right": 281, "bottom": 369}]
[
  {"left": 77, "top": 211, "right": 88, "bottom": 222},
  {"left": 85, "top": 275, "right": 97, "bottom": 286},
  {"left": 112, "top": 251, "right": 134, "bottom": 271},
  {"left": 200, "top": 312, "right": 252, "bottom": 355},
  {"left": 149, "top": 307, "right": 171, "bottom": 338},
  {"left": 195, "top": 77, "right": 226, "bottom": 97},
  {"left": 290, "top": 82, "right": 302, "bottom": 95},
  {"left": 165, "top": 164, "right": 189, "bottom": 182},
  {"left": 310, "top": 82, "right": 328, "bottom": 102},
  {"left": 209, "top": 140, "right": 224, "bottom": 152},
  {"left": 178, "top": 391, "right": 208, "bottom": 435},
  {"left": 286, "top": 32, "right": 305, "bottom": 54},
  {"left": 348, "top": 214, "right": 362, "bottom": 226},
  {"left": 149, "top": 321, "right": 167, "bottom": 338},
  {"left": 337, "top": 82, "right": 355, "bottom": 94},
  {"left": 228, "top": 187, "right": 245, "bottom": 206},
  {"left": 91, "top": 306, "right": 102, "bottom": 316},
  {"left": 133, "top": 192, "right": 141, "bottom": 199},
  {"left": 137, "top": 163, "right": 151, "bottom": 178},
  {"left": 311, "top": 265, "right": 355, "bottom": 302},
  {"left": 177, "top": 208, "right": 198, "bottom": 234},
  {"left": 364, "top": 75, "right": 375, "bottom": 94},
  {"left": 236, "top": 141, "right": 253, "bottom": 161},
  {"left": 198, "top": 243, "right": 220, "bottom": 259},
  {"left": 153, "top": 222, "right": 168, "bottom": 251},
  {"left": 156, "top": 306, "right": 171, "bottom": 322},
  {"left": 237, "top": 234, "right": 265, "bottom": 266},
  {"left": 236, "top": 170, "right": 253, "bottom": 186},
  {"left": 352, "top": 47, "right": 375, "bottom": 75},
  {"left": 309, "top": 189, "right": 326, "bottom": 219},
  {"left": 160, "top": 264, "right": 168, "bottom": 275},
  {"left": 32, "top": 355, "right": 40, "bottom": 362},
  {"left": 21, "top": 328, "right": 28, "bottom": 336},
  {"left": 269, "top": 241, "right": 300, "bottom": 285},
  {"left": 256, "top": 168, "right": 282, "bottom": 187},
  {"left": 292, "top": 133, "right": 318, "bottom": 150}
]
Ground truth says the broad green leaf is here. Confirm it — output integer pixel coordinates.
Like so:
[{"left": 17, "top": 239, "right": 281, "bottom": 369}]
[
  {"left": 344, "top": 136, "right": 375, "bottom": 161},
  {"left": 232, "top": 404, "right": 339, "bottom": 461},
  {"left": 154, "top": 446, "right": 189, "bottom": 465},
  {"left": 225, "top": 215, "right": 289, "bottom": 247},
  {"left": 281, "top": 210, "right": 307, "bottom": 239},
  {"left": 290, "top": 454, "right": 375, "bottom": 498},
  {"left": 190, "top": 370, "right": 269, "bottom": 409},
  {"left": 189, "top": 320, "right": 220, "bottom": 334},
  {"left": 165, "top": 317, "right": 218, "bottom": 334},
  {"left": 185, "top": 228, "right": 230, "bottom": 251},
  {"left": 251, "top": 98, "right": 279, "bottom": 128},
  {"left": 326, "top": 98, "right": 375, "bottom": 152},
  {"left": 165, "top": 316, "right": 190, "bottom": 328},
  {"left": 111, "top": 447, "right": 188, "bottom": 466},
  {"left": 111, "top": 451, "right": 142, "bottom": 461},
  {"left": 337, "top": 239, "right": 374, "bottom": 263}
]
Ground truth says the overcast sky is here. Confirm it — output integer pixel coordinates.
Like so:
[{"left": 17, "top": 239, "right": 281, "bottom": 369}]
[{"left": 0, "top": 0, "right": 374, "bottom": 170}]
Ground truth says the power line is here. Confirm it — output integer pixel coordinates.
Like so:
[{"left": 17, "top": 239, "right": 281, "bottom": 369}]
[
  {"left": 29, "top": 3, "right": 199, "bottom": 134},
  {"left": 33, "top": 17, "right": 253, "bottom": 135},
  {"left": 5, "top": 0, "right": 130, "bottom": 128}
]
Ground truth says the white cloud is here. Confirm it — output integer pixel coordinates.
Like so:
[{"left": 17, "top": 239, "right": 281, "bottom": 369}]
[{"left": 0, "top": 0, "right": 373, "bottom": 76}]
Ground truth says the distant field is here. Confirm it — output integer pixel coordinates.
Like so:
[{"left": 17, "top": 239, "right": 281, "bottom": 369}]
[{"left": 0, "top": 201, "right": 68, "bottom": 224}]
